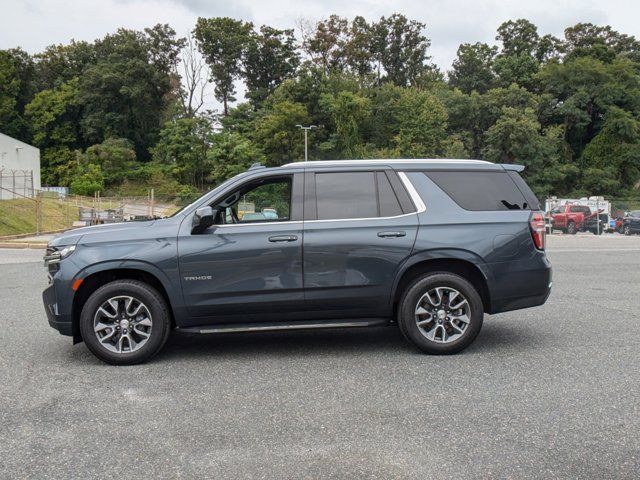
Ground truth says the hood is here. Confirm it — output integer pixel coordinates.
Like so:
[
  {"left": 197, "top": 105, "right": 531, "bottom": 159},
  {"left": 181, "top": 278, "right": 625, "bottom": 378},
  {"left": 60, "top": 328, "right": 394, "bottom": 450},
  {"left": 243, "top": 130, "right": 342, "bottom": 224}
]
[{"left": 48, "top": 220, "right": 158, "bottom": 247}]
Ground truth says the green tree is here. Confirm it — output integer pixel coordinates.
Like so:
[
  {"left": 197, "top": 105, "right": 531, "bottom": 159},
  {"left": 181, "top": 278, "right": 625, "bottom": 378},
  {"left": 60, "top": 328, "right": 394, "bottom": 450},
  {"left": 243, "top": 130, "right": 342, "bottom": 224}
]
[
  {"left": 482, "top": 107, "right": 568, "bottom": 194},
  {"left": 301, "top": 15, "right": 349, "bottom": 75},
  {"left": 194, "top": 17, "right": 253, "bottom": 115},
  {"left": 449, "top": 42, "right": 498, "bottom": 94},
  {"left": 33, "top": 41, "right": 96, "bottom": 91},
  {"left": 344, "top": 16, "right": 375, "bottom": 79},
  {"left": 393, "top": 88, "right": 448, "bottom": 157},
  {"left": 375, "top": 14, "right": 433, "bottom": 87},
  {"left": 564, "top": 23, "right": 640, "bottom": 63},
  {"left": 78, "top": 26, "right": 183, "bottom": 159},
  {"left": 254, "top": 100, "right": 311, "bottom": 164},
  {"left": 70, "top": 162, "right": 104, "bottom": 195},
  {"left": 0, "top": 48, "right": 34, "bottom": 140},
  {"left": 319, "top": 90, "right": 371, "bottom": 157},
  {"left": 82, "top": 137, "right": 137, "bottom": 186},
  {"left": 208, "top": 131, "right": 265, "bottom": 184},
  {"left": 580, "top": 107, "right": 640, "bottom": 193},
  {"left": 242, "top": 26, "right": 299, "bottom": 108},
  {"left": 494, "top": 19, "right": 541, "bottom": 88},
  {"left": 24, "top": 78, "right": 82, "bottom": 185},
  {"left": 152, "top": 117, "right": 212, "bottom": 188},
  {"left": 537, "top": 56, "right": 640, "bottom": 154},
  {"left": 364, "top": 84, "right": 449, "bottom": 157}
]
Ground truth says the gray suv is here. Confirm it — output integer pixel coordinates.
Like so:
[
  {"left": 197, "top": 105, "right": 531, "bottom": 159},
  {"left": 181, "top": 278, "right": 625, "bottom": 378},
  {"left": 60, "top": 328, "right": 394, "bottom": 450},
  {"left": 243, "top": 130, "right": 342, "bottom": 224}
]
[{"left": 43, "top": 159, "right": 552, "bottom": 365}]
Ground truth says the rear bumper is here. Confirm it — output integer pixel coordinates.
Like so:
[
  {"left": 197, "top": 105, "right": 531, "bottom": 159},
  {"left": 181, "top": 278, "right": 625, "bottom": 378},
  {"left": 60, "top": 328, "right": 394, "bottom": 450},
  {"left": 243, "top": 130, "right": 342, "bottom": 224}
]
[
  {"left": 43, "top": 283, "right": 73, "bottom": 336},
  {"left": 490, "top": 280, "right": 552, "bottom": 313},
  {"left": 488, "top": 256, "right": 552, "bottom": 314}
]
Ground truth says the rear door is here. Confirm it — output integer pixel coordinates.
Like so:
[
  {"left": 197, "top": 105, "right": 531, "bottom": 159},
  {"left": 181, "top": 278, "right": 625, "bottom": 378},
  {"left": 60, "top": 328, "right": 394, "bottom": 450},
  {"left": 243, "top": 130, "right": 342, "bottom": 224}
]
[{"left": 302, "top": 169, "right": 419, "bottom": 319}]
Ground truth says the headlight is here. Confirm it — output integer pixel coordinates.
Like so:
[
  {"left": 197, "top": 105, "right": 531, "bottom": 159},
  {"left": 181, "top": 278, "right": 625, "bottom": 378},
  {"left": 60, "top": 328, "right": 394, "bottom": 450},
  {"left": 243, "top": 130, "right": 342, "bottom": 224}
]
[{"left": 44, "top": 245, "right": 76, "bottom": 264}]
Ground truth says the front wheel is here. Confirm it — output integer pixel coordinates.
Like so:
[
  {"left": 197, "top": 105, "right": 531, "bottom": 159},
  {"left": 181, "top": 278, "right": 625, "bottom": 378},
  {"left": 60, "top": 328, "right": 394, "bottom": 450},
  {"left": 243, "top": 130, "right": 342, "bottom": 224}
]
[
  {"left": 566, "top": 221, "right": 577, "bottom": 234},
  {"left": 79, "top": 280, "right": 171, "bottom": 365},
  {"left": 398, "top": 273, "right": 484, "bottom": 355}
]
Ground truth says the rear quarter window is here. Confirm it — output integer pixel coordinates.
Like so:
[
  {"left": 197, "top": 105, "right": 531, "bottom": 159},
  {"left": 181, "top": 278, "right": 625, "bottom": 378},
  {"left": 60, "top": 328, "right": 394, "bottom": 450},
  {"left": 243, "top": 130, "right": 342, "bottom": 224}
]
[{"left": 425, "top": 170, "right": 534, "bottom": 211}]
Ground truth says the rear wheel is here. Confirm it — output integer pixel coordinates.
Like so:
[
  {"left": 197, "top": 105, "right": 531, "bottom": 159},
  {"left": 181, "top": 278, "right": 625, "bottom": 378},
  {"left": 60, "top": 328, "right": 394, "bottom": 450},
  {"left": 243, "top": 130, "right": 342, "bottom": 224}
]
[
  {"left": 624, "top": 224, "right": 632, "bottom": 236},
  {"left": 79, "top": 280, "right": 171, "bottom": 365},
  {"left": 398, "top": 272, "right": 484, "bottom": 355}
]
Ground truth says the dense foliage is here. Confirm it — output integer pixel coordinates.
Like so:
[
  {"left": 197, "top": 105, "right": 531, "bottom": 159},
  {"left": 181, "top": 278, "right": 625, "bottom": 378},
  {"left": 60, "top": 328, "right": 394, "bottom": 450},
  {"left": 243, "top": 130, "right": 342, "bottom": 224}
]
[{"left": 1, "top": 16, "right": 640, "bottom": 201}]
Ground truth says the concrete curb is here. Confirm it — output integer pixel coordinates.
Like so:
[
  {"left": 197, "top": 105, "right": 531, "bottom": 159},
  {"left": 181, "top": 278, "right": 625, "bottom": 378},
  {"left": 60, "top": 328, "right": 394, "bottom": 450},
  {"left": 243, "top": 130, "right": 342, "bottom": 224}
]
[{"left": 0, "top": 242, "right": 47, "bottom": 249}]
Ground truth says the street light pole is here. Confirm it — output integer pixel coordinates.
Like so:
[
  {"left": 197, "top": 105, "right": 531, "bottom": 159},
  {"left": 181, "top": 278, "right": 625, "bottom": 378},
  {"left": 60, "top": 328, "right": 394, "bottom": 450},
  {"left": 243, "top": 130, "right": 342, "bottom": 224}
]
[{"left": 296, "top": 125, "right": 316, "bottom": 161}]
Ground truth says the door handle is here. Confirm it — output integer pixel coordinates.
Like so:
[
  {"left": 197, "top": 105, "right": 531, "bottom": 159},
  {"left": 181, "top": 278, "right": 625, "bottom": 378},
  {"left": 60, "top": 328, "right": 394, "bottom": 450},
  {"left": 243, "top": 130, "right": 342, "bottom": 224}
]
[
  {"left": 377, "top": 231, "right": 406, "bottom": 238},
  {"left": 268, "top": 235, "right": 298, "bottom": 242}
]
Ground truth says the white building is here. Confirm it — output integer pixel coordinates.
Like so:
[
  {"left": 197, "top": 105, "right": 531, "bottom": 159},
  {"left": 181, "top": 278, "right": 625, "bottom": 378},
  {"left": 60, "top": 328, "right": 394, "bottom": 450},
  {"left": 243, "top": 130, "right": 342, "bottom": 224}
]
[{"left": 0, "top": 132, "right": 41, "bottom": 199}]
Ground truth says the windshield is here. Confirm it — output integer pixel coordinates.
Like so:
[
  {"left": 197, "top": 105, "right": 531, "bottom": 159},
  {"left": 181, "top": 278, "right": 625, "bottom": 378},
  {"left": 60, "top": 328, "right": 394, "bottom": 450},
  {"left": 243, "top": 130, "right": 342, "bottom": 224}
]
[{"left": 169, "top": 174, "right": 245, "bottom": 217}]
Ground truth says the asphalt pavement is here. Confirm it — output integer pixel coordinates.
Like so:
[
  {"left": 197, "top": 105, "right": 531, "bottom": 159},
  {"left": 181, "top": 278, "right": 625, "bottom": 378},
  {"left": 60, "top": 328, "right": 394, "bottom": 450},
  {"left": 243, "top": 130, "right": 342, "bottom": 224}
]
[{"left": 1, "top": 234, "right": 639, "bottom": 479}]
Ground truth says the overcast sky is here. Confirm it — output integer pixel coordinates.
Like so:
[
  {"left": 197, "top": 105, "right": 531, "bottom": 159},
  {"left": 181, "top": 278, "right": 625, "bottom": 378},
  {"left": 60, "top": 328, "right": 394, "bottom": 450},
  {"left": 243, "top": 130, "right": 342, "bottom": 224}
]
[{"left": 1, "top": 0, "right": 638, "bottom": 108}]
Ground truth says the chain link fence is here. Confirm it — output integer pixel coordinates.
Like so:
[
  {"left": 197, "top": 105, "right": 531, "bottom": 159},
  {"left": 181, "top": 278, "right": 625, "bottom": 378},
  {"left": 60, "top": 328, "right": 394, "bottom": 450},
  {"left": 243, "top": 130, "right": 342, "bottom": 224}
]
[
  {"left": 0, "top": 169, "right": 36, "bottom": 200},
  {"left": 0, "top": 186, "right": 179, "bottom": 237}
]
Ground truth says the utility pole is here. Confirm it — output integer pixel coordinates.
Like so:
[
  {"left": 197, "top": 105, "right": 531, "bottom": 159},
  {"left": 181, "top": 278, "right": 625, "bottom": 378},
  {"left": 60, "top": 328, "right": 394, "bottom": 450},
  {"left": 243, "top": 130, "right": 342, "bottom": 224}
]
[{"left": 296, "top": 125, "right": 316, "bottom": 161}]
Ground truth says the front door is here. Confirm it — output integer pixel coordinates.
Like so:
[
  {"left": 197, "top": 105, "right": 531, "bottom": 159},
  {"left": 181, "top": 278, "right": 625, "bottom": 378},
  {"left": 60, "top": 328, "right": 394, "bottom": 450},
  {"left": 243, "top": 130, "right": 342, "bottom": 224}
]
[
  {"left": 302, "top": 169, "right": 419, "bottom": 319},
  {"left": 178, "top": 173, "right": 304, "bottom": 325}
]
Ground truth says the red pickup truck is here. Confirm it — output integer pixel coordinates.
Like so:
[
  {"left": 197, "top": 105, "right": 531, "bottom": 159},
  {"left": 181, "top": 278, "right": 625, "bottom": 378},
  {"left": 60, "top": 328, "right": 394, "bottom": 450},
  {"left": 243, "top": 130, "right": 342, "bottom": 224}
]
[{"left": 549, "top": 204, "right": 604, "bottom": 234}]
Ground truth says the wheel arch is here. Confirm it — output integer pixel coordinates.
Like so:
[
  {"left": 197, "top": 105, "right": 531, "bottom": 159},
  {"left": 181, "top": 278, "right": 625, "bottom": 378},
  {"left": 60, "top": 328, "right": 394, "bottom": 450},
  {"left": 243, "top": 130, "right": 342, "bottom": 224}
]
[
  {"left": 71, "top": 263, "right": 179, "bottom": 343},
  {"left": 391, "top": 251, "right": 493, "bottom": 315}
]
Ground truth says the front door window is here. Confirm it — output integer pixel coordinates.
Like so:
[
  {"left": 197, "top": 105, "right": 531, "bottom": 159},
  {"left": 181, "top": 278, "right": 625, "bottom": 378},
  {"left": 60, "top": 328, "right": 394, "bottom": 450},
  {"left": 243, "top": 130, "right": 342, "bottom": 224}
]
[{"left": 217, "top": 177, "right": 292, "bottom": 224}]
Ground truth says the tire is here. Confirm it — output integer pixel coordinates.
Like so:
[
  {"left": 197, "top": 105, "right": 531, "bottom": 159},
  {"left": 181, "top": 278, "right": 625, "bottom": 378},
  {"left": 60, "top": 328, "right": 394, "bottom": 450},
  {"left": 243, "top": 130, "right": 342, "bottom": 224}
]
[
  {"left": 79, "top": 280, "right": 171, "bottom": 365},
  {"left": 624, "top": 224, "right": 631, "bottom": 236},
  {"left": 398, "top": 272, "right": 484, "bottom": 355},
  {"left": 566, "top": 221, "right": 577, "bottom": 235}
]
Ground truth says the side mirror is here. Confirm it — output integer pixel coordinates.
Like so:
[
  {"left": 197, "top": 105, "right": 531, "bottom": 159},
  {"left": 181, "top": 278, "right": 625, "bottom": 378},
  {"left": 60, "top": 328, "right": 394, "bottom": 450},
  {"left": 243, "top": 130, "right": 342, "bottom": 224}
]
[{"left": 191, "top": 206, "right": 215, "bottom": 234}]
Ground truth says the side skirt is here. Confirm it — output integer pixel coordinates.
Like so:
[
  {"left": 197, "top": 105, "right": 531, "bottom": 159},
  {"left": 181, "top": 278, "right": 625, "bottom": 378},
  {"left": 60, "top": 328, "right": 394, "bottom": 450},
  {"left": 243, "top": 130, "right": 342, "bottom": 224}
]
[{"left": 178, "top": 318, "right": 390, "bottom": 335}]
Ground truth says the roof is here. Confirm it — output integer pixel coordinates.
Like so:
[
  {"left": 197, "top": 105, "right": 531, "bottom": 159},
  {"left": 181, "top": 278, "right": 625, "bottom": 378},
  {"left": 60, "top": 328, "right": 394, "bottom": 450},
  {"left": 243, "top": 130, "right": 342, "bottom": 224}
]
[{"left": 0, "top": 132, "right": 39, "bottom": 152}]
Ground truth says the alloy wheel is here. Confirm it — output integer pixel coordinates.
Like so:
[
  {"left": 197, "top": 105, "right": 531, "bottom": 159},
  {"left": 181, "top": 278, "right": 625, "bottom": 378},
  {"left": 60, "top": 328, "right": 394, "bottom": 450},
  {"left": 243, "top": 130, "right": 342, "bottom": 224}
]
[
  {"left": 414, "top": 287, "right": 471, "bottom": 344},
  {"left": 93, "top": 296, "right": 153, "bottom": 354}
]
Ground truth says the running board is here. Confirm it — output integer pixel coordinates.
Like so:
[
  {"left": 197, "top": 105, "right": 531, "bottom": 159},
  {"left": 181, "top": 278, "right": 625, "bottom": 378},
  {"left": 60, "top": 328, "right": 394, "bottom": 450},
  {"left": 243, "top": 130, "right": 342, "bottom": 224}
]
[{"left": 179, "top": 318, "right": 388, "bottom": 335}]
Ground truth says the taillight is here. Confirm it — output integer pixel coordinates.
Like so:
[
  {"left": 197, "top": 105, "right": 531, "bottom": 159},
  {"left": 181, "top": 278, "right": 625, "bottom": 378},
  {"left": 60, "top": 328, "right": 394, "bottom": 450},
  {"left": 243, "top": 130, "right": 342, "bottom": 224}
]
[{"left": 530, "top": 211, "right": 545, "bottom": 250}]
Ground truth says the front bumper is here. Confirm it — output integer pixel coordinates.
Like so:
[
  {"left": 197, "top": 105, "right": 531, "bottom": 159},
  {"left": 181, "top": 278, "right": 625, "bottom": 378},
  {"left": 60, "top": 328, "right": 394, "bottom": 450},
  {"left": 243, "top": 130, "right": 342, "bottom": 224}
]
[{"left": 42, "top": 283, "right": 73, "bottom": 336}]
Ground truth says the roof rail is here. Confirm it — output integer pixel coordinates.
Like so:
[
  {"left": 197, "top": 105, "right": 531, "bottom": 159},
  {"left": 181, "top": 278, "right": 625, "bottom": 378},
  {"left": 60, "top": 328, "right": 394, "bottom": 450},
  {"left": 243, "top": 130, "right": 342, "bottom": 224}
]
[
  {"left": 248, "top": 162, "right": 265, "bottom": 171},
  {"left": 282, "top": 159, "right": 493, "bottom": 167}
]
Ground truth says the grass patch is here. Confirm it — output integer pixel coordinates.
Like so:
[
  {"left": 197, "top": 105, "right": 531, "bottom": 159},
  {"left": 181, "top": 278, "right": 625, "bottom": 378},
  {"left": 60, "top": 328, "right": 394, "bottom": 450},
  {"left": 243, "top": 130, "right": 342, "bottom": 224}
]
[{"left": 0, "top": 198, "right": 79, "bottom": 236}]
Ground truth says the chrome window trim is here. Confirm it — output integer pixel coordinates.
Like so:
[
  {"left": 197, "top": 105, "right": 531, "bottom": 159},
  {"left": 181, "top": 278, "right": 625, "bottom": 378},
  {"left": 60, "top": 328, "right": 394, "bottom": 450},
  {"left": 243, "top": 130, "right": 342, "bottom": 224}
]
[
  {"left": 398, "top": 172, "right": 426, "bottom": 213},
  {"left": 215, "top": 220, "right": 303, "bottom": 228},
  {"left": 304, "top": 212, "right": 416, "bottom": 224},
  {"left": 208, "top": 172, "right": 425, "bottom": 227}
]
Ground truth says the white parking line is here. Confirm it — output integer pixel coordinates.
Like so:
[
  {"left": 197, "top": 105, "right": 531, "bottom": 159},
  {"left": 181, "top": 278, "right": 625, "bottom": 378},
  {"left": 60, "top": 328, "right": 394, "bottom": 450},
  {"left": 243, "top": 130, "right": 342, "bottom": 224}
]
[{"left": 548, "top": 248, "right": 640, "bottom": 252}]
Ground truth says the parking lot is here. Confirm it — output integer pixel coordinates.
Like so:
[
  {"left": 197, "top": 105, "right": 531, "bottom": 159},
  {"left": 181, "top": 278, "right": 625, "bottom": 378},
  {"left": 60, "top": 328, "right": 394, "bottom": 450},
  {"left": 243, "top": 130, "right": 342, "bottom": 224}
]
[{"left": 1, "top": 234, "right": 639, "bottom": 479}]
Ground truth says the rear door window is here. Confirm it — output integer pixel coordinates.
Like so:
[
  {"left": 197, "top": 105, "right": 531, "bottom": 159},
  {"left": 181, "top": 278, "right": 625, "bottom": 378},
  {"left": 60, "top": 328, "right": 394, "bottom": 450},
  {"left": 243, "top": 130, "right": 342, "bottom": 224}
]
[
  {"left": 315, "top": 172, "right": 378, "bottom": 220},
  {"left": 425, "top": 171, "right": 531, "bottom": 211}
]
